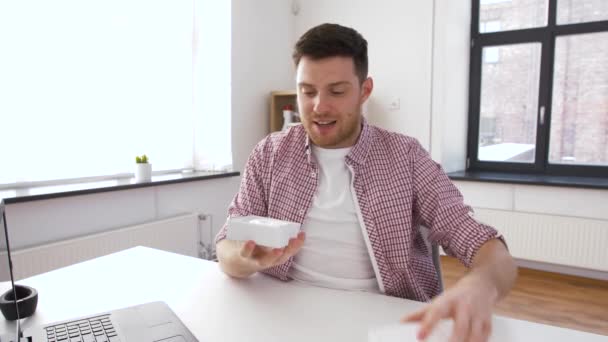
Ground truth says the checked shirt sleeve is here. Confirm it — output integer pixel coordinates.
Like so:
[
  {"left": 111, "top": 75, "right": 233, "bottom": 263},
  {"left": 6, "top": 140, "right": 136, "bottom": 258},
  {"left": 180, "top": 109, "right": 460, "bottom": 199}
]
[{"left": 411, "top": 141, "right": 506, "bottom": 268}]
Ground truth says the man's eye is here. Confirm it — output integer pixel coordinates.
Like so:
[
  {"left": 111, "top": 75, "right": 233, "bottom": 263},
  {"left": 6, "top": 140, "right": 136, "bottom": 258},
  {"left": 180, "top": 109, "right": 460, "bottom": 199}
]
[
  {"left": 331, "top": 91, "right": 345, "bottom": 96},
  {"left": 302, "top": 91, "right": 316, "bottom": 97}
]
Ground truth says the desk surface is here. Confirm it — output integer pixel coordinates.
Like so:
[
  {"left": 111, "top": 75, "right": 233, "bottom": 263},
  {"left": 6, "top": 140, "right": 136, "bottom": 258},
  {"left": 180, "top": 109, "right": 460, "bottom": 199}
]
[{"left": 1, "top": 247, "right": 606, "bottom": 341}]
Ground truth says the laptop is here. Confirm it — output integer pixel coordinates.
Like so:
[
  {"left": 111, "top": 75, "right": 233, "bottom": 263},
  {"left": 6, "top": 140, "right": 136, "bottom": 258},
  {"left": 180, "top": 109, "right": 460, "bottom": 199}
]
[{"left": 0, "top": 200, "right": 199, "bottom": 342}]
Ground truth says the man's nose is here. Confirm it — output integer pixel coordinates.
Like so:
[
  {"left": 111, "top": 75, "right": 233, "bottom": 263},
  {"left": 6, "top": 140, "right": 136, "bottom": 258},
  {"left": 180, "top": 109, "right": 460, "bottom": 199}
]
[{"left": 313, "top": 94, "right": 330, "bottom": 114}]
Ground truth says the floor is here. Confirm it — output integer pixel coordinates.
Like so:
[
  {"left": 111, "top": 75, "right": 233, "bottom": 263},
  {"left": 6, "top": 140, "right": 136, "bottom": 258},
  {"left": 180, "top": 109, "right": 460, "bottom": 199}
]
[{"left": 440, "top": 256, "right": 608, "bottom": 336}]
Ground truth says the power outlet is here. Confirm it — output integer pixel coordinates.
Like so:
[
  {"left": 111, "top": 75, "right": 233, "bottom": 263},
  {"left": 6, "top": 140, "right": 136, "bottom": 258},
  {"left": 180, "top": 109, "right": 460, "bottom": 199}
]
[{"left": 389, "top": 97, "right": 400, "bottom": 111}]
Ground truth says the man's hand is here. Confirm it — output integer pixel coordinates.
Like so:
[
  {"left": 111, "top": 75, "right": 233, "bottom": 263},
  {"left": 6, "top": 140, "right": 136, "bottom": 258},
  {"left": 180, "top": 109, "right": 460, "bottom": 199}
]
[
  {"left": 216, "top": 231, "right": 306, "bottom": 278},
  {"left": 402, "top": 239, "right": 516, "bottom": 342},
  {"left": 401, "top": 274, "right": 497, "bottom": 342},
  {"left": 239, "top": 231, "right": 306, "bottom": 271}
]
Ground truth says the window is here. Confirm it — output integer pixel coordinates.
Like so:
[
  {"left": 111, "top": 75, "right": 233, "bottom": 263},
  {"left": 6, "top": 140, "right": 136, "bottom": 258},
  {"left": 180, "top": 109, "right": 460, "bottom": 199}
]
[
  {"left": 468, "top": 0, "right": 608, "bottom": 177},
  {"left": 557, "top": 0, "right": 608, "bottom": 25},
  {"left": 482, "top": 46, "right": 501, "bottom": 63},
  {"left": 480, "top": 21, "right": 503, "bottom": 33},
  {"left": 0, "top": 0, "right": 232, "bottom": 187},
  {"left": 480, "top": 22, "right": 503, "bottom": 63},
  {"left": 481, "top": 0, "right": 512, "bottom": 5},
  {"left": 480, "top": 0, "right": 547, "bottom": 31}
]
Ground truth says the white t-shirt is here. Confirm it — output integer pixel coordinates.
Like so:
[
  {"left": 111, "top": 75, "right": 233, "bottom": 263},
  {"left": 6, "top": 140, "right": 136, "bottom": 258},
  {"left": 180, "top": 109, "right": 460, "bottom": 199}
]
[{"left": 287, "top": 145, "right": 379, "bottom": 293}]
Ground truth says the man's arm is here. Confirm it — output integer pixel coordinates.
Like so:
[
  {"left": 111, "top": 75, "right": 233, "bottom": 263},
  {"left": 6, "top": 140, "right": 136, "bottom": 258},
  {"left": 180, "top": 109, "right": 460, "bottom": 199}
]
[
  {"left": 216, "top": 233, "right": 306, "bottom": 278},
  {"left": 400, "top": 140, "right": 516, "bottom": 341},
  {"left": 468, "top": 239, "right": 517, "bottom": 303},
  {"left": 215, "top": 135, "right": 309, "bottom": 279},
  {"left": 403, "top": 239, "right": 517, "bottom": 342}
]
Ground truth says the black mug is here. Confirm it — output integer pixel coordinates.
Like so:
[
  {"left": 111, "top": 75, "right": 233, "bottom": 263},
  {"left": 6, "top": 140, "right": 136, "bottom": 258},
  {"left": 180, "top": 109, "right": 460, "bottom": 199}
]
[{"left": 0, "top": 284, "right": 38, "bottom": 321}]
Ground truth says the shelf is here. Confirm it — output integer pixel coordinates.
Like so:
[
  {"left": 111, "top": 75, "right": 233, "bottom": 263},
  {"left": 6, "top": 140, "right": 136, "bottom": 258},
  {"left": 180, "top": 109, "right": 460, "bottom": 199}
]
[
  {"left": 271, "top": 90, "right": 297, "bottom": 96},
  {"left": 269, "top": 90, "right": 298, "bottom": 132}
]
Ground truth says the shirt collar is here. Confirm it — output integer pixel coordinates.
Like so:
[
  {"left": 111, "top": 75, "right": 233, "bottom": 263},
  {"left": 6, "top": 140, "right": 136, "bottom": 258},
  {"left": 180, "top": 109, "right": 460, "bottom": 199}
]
[
  {"left": 346, "top": 117, "right": 371, "bottom": 166},
  {"left": 303, "top": 117, "right": 371, "bottom": 166}
]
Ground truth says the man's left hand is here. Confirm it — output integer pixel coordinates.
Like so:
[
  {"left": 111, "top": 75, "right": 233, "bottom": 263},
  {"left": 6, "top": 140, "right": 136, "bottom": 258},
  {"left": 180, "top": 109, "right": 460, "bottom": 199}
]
[{"left": 401, "top": 274, "right": 498, "bottom": 342}]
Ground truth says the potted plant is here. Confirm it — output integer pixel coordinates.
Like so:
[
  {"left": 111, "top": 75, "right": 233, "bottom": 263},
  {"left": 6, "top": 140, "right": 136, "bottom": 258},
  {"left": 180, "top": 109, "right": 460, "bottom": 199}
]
[{"left": 135, "top": 154, "right": 152, "bottom": 183}]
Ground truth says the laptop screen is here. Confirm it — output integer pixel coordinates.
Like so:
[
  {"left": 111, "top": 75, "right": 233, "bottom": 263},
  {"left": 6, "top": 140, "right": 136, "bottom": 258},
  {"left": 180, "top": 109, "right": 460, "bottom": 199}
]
[{"left": 1, "top": 201, "right": 20, "bottom": 340}]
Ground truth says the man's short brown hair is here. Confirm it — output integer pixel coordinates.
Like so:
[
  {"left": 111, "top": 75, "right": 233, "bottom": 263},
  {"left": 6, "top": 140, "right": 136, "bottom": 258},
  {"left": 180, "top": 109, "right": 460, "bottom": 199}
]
[{"left": 292, "top": 23, "right": 368, "bottom": 83}]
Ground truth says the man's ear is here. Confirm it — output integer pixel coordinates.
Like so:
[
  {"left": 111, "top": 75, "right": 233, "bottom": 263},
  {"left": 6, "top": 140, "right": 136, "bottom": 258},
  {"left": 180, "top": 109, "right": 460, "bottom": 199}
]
[{"left": 360, "top": 77, "right": 373, "bottom": 103}]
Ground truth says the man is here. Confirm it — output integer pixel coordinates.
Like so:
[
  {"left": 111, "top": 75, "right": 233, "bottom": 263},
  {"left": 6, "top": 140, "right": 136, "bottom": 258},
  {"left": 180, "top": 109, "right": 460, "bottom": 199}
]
[{"left": 216, "top": 23, "right": 517, "bottom": 342}]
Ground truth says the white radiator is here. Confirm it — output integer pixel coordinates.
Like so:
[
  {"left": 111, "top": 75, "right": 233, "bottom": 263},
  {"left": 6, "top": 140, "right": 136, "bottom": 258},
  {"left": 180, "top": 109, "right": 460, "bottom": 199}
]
[
  {"left": 474, "top": 208, "right": 608, "bottom": 272},
  {"left": 1, "top": 213, "right": 208, "bottom": 281}
]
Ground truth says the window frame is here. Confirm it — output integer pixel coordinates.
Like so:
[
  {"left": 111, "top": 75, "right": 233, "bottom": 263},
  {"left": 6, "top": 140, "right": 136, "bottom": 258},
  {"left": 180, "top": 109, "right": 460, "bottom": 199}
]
[{"left": 467, "top": 0, "right": 608, "bottom": 178}]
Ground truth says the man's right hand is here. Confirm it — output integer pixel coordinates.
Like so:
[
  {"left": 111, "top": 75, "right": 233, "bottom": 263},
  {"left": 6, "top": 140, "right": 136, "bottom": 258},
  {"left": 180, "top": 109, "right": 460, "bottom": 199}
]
[{"left": 216, "top": 231, "right": 306, "bottom": 278}]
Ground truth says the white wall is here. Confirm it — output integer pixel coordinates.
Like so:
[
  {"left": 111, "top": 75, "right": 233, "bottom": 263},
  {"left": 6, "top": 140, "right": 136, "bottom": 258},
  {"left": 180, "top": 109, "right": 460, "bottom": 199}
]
[
  {"left": 289, "top": 0, "right": 470, "bottom": 170},
  {"left": 454, "top": 181, "right": 608, "bottom": 277},
  {"left": 5, "top": 177, "right": 240, "bottom": 251},
  {"left": 293, "top": 0, "right": 434, "bottom": 149},
  {"left": 231, "top": 0, "right": 296, "bottom": 171},
  {"left": 291, "top": 0, "right": 467, "bottom": 167},
  {"left": 430, "top": 0, "right": 471, "bottom": 172}
]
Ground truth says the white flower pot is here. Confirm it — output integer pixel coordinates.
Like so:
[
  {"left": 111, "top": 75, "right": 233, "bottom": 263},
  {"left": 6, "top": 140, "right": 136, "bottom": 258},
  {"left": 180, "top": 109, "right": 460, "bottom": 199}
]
[{"left": 135, "top": 163, "right": 152, "bottom": 183}]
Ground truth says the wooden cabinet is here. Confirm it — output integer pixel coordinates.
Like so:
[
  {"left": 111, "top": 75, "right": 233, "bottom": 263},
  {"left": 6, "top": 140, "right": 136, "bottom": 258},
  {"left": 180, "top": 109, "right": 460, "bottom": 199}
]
[{"left": 269, "top": 90, "right": 299, "bottom": 132}]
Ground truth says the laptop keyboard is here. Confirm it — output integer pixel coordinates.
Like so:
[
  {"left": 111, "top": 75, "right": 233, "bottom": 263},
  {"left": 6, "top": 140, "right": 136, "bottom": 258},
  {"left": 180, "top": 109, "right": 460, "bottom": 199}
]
[{"left": 44, "top": 314, "right": 120, "bottom": 342}]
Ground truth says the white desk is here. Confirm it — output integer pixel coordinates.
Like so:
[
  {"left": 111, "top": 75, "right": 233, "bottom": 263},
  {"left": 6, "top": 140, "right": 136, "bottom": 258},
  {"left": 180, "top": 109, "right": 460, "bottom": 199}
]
[{"left": 1, "top": 247, "right": 606, "bottom": 341}]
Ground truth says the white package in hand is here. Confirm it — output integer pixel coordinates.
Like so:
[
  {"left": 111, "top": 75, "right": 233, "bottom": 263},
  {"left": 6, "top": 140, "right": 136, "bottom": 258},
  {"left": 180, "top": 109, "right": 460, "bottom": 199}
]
[{"left": 226, "top": 215, "right": 301, "bottom": 248}]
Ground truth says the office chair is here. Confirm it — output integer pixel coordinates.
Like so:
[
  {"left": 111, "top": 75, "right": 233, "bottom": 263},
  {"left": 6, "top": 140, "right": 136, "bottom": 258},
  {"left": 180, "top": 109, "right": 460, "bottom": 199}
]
[{"left": 420, "top": 225, "right": 444, "bottom": 292}]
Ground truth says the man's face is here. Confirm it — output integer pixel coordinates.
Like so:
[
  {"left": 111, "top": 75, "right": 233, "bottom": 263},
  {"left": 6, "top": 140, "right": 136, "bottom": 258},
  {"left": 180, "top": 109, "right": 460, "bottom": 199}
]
[{"left": 296, "top": 56, "right": 373, "bottom": 149}]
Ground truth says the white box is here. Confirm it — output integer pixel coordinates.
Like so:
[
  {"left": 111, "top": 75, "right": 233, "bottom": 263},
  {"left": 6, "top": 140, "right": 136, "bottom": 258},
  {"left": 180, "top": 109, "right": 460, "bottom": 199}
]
[{"left": 226, "top": 215, "right": 301, "bottom": 248}]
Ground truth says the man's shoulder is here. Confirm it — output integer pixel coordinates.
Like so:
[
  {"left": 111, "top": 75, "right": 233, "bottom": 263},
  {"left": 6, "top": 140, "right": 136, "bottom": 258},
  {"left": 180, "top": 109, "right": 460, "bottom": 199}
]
[
  {"left": 367, "top": 124, "right": 423, "bottom": 155},
  {"left": 253, "top": 125, "right": 307, "bottom": 158}
]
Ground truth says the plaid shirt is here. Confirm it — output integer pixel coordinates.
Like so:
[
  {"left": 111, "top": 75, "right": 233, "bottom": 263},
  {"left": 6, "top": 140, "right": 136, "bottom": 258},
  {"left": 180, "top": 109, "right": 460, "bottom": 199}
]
[{"left": 216, "top": 120, "right": 503, "bottom": 302}]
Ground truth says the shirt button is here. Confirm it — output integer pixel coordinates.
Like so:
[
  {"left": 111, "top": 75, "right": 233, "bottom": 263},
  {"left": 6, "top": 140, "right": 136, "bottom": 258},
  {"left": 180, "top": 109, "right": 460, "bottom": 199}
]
[
  {"left": 299, "top": 209, "right": 305, "bottom": 215},
  {"left": 310, "top": 171, "right": 316, "bottom": 178}
]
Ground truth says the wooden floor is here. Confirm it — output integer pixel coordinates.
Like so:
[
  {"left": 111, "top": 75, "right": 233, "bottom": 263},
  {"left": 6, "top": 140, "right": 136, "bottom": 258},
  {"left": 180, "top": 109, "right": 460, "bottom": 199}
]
[{"left": 440, "top": 256, "right": 608, "bottom": 336}]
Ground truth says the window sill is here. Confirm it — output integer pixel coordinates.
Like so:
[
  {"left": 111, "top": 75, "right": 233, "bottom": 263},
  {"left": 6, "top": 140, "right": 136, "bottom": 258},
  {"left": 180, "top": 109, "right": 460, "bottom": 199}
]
[
  {"left": 0, "top": 170, "right": 241, "bottom": 204},
  {"left": 447, "top": 170, "right": 608, "bottom": 190}
]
